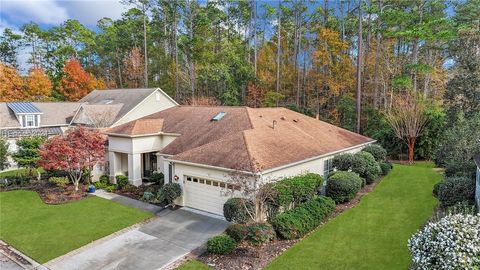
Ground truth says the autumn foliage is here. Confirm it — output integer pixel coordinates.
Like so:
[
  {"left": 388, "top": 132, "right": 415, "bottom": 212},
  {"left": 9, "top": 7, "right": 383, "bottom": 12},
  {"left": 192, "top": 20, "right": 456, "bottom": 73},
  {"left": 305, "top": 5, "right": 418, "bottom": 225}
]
[
  {"left": 123, "top": 47, "right": 144, "bottom": 88},
  {"left": 0, "top": 64, "right": 25, "bottom": 101},
  {"left": 58, "top": 59, "right": 95, "bottom": 101},
  {"left": 25, "top": 67, "right": 52, "bottom": 99},
  {"left": 38, "top": 126, "right": 106, "bottom": 191}
]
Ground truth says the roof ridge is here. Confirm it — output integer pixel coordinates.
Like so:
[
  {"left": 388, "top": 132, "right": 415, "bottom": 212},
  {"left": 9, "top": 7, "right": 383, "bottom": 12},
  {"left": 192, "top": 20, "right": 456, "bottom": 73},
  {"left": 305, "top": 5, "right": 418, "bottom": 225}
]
[{"left": 241, "top": 130, "right": 258, "bottom": 172}]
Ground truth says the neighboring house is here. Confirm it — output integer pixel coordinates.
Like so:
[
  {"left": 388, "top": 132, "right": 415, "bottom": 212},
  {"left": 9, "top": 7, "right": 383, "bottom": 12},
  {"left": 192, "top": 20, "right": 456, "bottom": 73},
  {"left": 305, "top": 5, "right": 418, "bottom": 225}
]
[
  {"left": 0, "top": 88, "right": 177, "bottom": 172},
  {"left": 475, "top": 155, "right": 480, "bottom": 210},
  {"left": 73, "top": 88, "right": 178, "bottom": 128},
  {"left": 0, "top": 102, "right": 81, "bottom": 155},
  {"left": 106, "top": 106, "right": 375, "bottom": 216}
]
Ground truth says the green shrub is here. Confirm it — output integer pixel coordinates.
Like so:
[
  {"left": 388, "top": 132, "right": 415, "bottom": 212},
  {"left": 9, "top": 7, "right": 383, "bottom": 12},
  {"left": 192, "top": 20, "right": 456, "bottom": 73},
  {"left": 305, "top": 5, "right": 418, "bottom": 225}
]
[
  {"left": 379, "top": 161, "right": 392, "bottom": 176},
  {"left": 271, "top": 196, "right": 335, "bottom": 240},
  {"left": 223, "top": 198, "right": 253, "bottom": 224},
  {"left": 148, "top": 172, "right": 164, "bottom": 185},
  {"left": 326, "top": 171, "right": 362, "bottom": 203},
  {"left": 158, "top": 183, "right": 182, "bottom": 205},
  {"left": 245, "top": 223, "right": 276, "bottom": 245},
  {"left": 436, "top": 177, "right": 475, "bottom": 207},
  {"left": 351, "top": 151, "right": 382, "bottom": 184},
  {"left": 115, "top": 175, "right": 129, "bottom": 189},
  {"left": 99, "top": 175, "right": 109, "bottom": 184},
  {"left": 332, "top": 153, "right": 355, "bottom": 171},
  {"left": 207, "top": 235, "right": 237, "bottom": 254},
  {"left": 48, "top": 177, "right": 69, "bottom": 187},
  {"left": 104, "top": 185, "right": 115, "bottom": 192},
  {"left": 226, "top": 224, "right": 247, "bottom": 242},
  {"left": 432, "top": 182, "right": 442, "bottom": 198},
  {"left": 94, "top": 181, "right": 107, "bottom": 189},
  {"left": 362, "top": 144, "right": 387, "bottom": 161},
  {"left": 272, "top": 173, "right": 324, "bottom": 209},
  {"left": 142, "top": 191, "right": 156, "bottom": 202}
]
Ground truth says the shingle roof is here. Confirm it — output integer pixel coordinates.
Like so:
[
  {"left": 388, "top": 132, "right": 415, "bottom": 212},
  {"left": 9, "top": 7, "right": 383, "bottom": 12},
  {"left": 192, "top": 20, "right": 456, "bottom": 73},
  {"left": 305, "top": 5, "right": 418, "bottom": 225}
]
[
  {"left": 0, "top": 102, "right": 81, "bottom": 128},
  {"left": 78, "top": 88, "right": 174, "bottom": 124},
  {"left": 107, "top": 106, "right": 374, "bottom": 172}
]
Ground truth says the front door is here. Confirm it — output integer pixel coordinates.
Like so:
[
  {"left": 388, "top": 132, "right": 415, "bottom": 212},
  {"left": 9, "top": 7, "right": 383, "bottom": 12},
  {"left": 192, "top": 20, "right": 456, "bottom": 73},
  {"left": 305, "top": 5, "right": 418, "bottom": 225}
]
[{"left": 142, "top": 152, "right": 157, "bottom": 179}]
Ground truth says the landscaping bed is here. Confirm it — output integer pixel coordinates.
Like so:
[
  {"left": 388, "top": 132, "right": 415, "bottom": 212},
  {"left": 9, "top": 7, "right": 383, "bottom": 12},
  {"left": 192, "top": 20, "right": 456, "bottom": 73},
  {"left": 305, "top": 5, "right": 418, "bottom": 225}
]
[
  {"left": 1, "top": 179, "right": 89, "bottom": 204},
  {"left": 194, "top": 178, "right": 380, "bottom": 270},
  {"left": 113, "top": 182, "right": 163, "bottom": 205}
]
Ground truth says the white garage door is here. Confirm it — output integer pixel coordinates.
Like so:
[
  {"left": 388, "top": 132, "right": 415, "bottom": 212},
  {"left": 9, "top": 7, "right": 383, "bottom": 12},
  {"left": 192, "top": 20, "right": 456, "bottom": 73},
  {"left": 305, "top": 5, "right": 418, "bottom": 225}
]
[{"left": 184, "top": 176, "right": 237, "bottom": 216}]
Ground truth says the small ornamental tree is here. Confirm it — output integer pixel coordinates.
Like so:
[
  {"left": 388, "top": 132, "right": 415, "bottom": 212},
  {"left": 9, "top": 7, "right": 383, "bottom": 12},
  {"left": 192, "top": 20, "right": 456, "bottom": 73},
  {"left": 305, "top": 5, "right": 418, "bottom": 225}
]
[
  {"left": 38, "top": 126, "right": 105, "bottom": 191},
  {"left": 12, "top": 136, "right": 45, "bottom": 173}
]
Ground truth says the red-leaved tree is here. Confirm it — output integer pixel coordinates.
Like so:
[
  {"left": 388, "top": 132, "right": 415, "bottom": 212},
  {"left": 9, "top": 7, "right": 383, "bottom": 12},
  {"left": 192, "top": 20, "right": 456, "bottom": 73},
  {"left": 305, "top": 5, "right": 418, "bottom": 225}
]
[{"left": 38, "top": 126, "right": 106, "bottom": 191}]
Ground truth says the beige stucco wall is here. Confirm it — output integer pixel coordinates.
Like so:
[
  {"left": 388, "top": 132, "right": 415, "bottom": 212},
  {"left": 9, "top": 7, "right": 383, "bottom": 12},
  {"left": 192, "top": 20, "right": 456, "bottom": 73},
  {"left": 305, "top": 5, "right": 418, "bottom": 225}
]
[{"left": 112, "top": 89, "right": 177, "bottom": 127}]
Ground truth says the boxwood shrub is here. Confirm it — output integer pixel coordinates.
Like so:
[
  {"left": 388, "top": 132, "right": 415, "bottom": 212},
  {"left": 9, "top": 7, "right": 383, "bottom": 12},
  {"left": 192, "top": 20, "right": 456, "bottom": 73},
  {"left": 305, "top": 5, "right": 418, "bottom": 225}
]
[
  {"left": 223, "top": 198, "right": 253, "bottom": 224},
  {"left": 326, "top": 171, "right": 363, "bottom": 203},
  {"left": 351, "top": 151, "right": 382, "bottom": 184},
  {"left": 207, "top": 235, "right": 237, "bottom": 254},
  {"left": 362, "top": 144, "right": 387, "bottom": 161},
  {"left": 226, "top": 224, "right": 247, "bottom": 242},
  {"left": 272, "top": 173, "right": 324, "bottom": 210},
  {"left": 435, "top": 176, "right": 475, "bottom": 207},
  {"left": 379, "top": 161, "right": 392, "bottom": 176},
  {"left": 332, "top": 153, "right": 355, "bottom": 171},
  {"left": 158, "top": 182, "right": 182, "bottom": 205},
  {"left": 245, "top": 223, "right": 276, "bottom": 245},
  {"left": 115, "top": 175, "right": 129, "bottom": 189},
  {"left": 271, "top": 196, "right": 335, "bottom": 240}
]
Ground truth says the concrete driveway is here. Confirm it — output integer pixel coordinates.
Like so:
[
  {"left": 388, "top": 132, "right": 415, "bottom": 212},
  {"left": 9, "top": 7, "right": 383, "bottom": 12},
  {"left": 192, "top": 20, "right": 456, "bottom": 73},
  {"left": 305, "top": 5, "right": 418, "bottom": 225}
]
[{"left": 45, "top": 209, "right": 229, "bottom": 270}]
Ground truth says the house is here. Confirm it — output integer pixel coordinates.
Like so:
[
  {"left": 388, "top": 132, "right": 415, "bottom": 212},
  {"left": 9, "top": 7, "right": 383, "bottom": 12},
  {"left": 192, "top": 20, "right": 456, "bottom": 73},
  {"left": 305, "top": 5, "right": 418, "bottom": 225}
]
[
  {"left": 106, "top": 106, "right": 375, "bottom": 216},
  {"left": 475, "top": 155, "right": 480, "bottom": 210},
  {"left": 0, "top": 102, "right": 81, "bottom": 154},
  {"left": 0, "top": 88, "right": 177, "bottom": 170},
  {"left": 72, "top": 88, "right": 178, "bottom": 128}
]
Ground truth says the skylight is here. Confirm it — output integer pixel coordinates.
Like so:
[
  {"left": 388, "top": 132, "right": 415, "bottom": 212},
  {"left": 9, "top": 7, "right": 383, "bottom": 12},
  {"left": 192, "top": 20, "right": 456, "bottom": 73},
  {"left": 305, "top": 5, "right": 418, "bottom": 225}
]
[{"left": 212, "top": 112, "right": 226, "bottom": 121}]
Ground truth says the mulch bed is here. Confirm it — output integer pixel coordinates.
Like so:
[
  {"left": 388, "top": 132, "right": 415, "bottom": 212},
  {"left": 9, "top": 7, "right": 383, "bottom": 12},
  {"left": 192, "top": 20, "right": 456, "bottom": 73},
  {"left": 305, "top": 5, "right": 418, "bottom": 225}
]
[
  {"left": 0, "top": 181, "right": 88, "bottom": 204},
  {"left": 194, "top": 179, "right": 383, "bottom": 270},
  {"left": 113, "top": 182, "right": 163, "bottom": 206}
]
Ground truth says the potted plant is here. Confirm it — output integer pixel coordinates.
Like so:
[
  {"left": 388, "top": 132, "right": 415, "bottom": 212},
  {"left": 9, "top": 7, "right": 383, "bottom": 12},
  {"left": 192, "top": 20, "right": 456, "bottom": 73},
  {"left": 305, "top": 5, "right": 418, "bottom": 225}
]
[{"left": 87, "top": 184, "right": 96, "bottom": 193}]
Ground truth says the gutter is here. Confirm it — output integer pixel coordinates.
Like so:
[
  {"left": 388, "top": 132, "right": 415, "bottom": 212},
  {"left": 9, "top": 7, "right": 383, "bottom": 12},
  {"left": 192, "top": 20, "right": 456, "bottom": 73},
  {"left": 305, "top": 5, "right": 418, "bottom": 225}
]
[
  {"left": 104, "top": 132, "right": 181, "bottom": 138},
  {"left": 164, "top": 158, "right": 257, "bottom": 176}
]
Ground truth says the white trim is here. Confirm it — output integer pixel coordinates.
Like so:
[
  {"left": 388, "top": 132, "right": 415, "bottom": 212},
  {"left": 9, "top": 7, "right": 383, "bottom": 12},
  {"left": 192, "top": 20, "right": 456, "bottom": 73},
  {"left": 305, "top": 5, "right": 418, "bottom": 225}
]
[
  {"left": 105, "top": 132, "right": 181, "bottom": 138},
  {"left": 165, "top": 158, "right": 256, "bottom": 175},
  {"left": 112, "top": 88, "right": 178, "bottom": 126},
  {"left": 260, "top": 140, "right": 376, "bottom": 174},
  {"left": 68, "top": 102, "right": 88, "bottom": 126}
]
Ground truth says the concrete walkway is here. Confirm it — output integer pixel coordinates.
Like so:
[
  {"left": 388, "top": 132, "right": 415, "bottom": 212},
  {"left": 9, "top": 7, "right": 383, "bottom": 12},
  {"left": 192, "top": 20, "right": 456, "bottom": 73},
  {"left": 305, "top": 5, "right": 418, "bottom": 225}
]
[
  {"left": 93, "top": 189, "right": 164, "bottom": 214},
  {"left": 45, "top": 209, "right": 229, "bottom": 270}
]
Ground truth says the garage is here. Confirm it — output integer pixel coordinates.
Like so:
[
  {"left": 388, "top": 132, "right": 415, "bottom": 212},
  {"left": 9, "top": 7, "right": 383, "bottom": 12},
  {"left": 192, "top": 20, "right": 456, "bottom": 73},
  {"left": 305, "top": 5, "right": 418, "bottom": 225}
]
[{"left": 183, "top": 175, "right": 237, "bottom": 216}]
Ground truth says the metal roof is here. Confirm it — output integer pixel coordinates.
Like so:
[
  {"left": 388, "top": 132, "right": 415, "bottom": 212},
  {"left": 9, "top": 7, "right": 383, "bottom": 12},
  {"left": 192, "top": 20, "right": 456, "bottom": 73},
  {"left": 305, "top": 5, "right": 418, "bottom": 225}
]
[{"left": 7, "top": 102, "right": 42, "bottom": 114}]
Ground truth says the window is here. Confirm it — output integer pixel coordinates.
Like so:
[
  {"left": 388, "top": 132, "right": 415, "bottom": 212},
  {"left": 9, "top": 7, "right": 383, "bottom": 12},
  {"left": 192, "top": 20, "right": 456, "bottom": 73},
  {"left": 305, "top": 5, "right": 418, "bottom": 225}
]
[
  {"left": 323, "top": 158, "right": 334, "bottom": 177},
  {"left": 25, "top": 115, "right": 35, "bottom": 127}
]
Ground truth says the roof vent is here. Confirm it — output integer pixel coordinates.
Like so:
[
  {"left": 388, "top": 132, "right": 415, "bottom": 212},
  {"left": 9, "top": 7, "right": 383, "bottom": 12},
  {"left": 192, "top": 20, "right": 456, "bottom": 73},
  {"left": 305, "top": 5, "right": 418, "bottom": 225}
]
[
  {"left": 280, "top": 116, "right": 286, "bottom": 120},
  {"left": 293, "top": 119, "right": 299, "bottom": 123},
  {"left": 212, "top": 112, "right": 226, "bottom": 121}
]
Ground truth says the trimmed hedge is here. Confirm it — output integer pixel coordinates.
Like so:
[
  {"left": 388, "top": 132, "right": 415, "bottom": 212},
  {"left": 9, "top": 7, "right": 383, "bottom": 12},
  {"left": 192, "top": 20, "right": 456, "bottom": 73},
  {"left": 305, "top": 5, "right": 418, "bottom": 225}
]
[
  {"left": 351, "top": 151, "right": 382, "bottom": 184},
  {"left": 273, "top": 173, "right": 324, "bottom": 210},
  {"left": 362, "top": 144, "right": 387, "bottom": 161},
  {"left": 379, "top": 161, "right": 392, "bottom": 176},
  {"left": 326, "top": 171, "right": 363, "bottom": 203},
  {"left": 223, "top": 198, "right": 253, "bottom": 224},
  {"left": 271, "top": 196, "right": 335, "bottom": 240},
  {"left": 207, "top": 235, "right": 237, "bottom": 254},
  {"left": 148, "top": 172, "right": 164, "bottom": 185},
  {"left": 332, "top": 153, "right": 355, "bottom": 171},
  {"left": 245, "top": 223, "right": 276, "bottom": 245},
  {"left": 226, "top": 224, "right": 247, "bottom": 242},
  {"left": 435, "top": 177, "right": 475, "bottom": 207}
]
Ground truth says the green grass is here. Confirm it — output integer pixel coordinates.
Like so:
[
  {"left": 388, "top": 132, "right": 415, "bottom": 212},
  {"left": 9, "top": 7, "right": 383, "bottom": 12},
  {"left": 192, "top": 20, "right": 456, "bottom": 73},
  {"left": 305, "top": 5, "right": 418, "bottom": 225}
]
[
  {"left": 0, "top": 168, "right": 44, "bottom": 178},
  {"left": 265, "top": 162, "right": 441, "bottom": 270},
  {"left": 0, "top": 190, "right": 152, "bottom": 263},
  {"left": 176, "top": 260, "right": 212, "bottom": 270}
]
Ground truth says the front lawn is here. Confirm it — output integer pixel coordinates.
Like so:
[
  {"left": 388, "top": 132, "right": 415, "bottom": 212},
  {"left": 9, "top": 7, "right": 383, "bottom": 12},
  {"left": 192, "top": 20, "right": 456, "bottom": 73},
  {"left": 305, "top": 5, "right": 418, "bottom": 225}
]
[
  {"left": 176, "top": 260, "right": 212, "bottom": 270},
  {"left": 0, "top": 190, "right": 152, "bottom": 263},
  {"left": 265, "top": 162, "right": 441, "bottom": 270}
]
